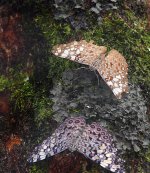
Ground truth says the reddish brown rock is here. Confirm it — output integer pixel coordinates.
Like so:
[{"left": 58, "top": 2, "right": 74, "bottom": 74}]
[
  {"left": 5, "top": 134, "right": 22, "bottom": 152},
  {"left": 0, "top": 93, "right": 10, "bottom": 114},
  {"left": 48, "top": 151, "right": 88, "bottom": 173},
  {"left": 0, "top": 5, "right": 23, "bottom": 66}
]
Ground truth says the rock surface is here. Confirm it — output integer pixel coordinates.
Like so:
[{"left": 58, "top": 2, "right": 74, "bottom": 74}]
[{"left": 50, "top": 68, "right": 150, "bottom": 152}]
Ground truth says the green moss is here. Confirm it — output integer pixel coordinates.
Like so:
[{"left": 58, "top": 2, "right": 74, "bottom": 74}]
[
  {"left": 0, "top": 75, "right": 9, "bottom": 92},
  {"left": 83, "top": 10, "right": 150, "bottom": 89},
  {"left": 47, "top": 56, "right": 78, "bottom": 80},
  {"left": 145, "top": 148, "right": 150, "bottom": 162},
  {"left": 30, "top": 7, "right": 150, "bottom": 172},
  {"left": 29, "top": 164, "right": 47, "bottom": 173},
  {"left": 0, "top": 69, "right": 34, "bottom": 111},
  {"left": 34, "top": 12, "right": 76, "bottom": 45},
  {"left": 141, "top": 148, "right": 150, "bottom": 172},
  {"left": 33, "top": 11, "right": 80, "bottom": 80},
  {"left": 34, "top": 97, "right": 53, "bottom": 124},
  {"left": 28, "top": 7, "right": 150, "bottom": 130},
  {"left": 86, "top": 11, "right": 149, "bottom": 88},
  {"left": 34, "top": 8, "right": 150, "bottom": 90},
  {"left": 133, "top": 147, "right": 150, "bottom": 173}
]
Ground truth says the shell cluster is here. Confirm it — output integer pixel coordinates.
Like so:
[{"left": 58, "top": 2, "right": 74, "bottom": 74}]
[{"left": 52, "top": 40, "right": 128, "bottom": 99}]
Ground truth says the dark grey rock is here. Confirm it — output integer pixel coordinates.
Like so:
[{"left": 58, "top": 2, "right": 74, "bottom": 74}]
[{"left": 50, "top": 68, "right": 150, "bottom": 153}]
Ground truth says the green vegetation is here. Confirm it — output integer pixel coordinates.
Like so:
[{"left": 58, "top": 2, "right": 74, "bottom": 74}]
[
  {"left": 29, "top": 164, "right": 47, "bottom": 173},
  {"left": 2, "top": 7, "right": 149, "bottom": 114},
  {"left": 33, "top": 8, "right": 150, "bottom": 90},
  {"left": 83, "top": 10, "right": 150, "bottom": 87},
  {"left": 0, "top": 67, "right": 53, "bottom": 120},
  {"left": 30, "top": 5, "right": 150, "bottom": 173},
  {"left": 0, "top": 69, "right": 34, "bottom": 111},
  {"left": 1, "top": 1, "right": 149, "bottom": 172},
  {"left": 145, "top": 147, "right": 150, "bottom": 162},
  {"left": 34, "top": 97, "right": 53, "bottom": 124},
  {"left": 34, "top": 13, "right": 79, "bottom": 80},
  {"left": 0, "top": 75, "right": 9, "bottom": 92},
  {"left": 137, "top": 148, "right": 150, "bottom": 173}
]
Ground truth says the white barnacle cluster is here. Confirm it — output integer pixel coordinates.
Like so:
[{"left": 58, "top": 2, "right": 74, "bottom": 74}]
[{"left": 52, "top": 40, "right": 128, "bottom": 99}]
